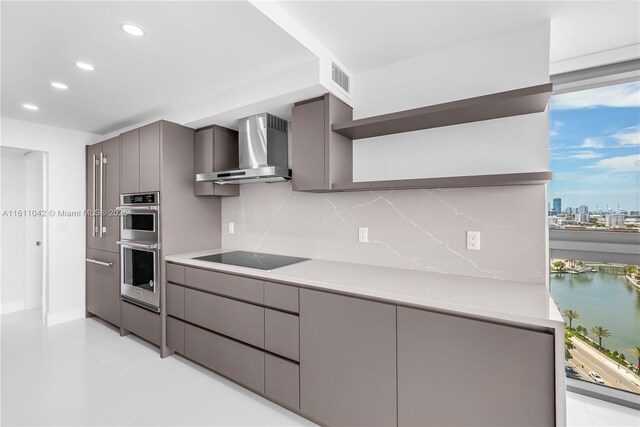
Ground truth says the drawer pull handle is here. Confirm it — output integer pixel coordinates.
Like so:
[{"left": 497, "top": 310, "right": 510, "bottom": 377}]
[{"left": 85, "top": 258, "right": 113, "bottom": 267}]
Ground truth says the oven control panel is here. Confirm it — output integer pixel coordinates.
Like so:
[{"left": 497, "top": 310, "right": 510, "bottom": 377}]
[{"left": 121, "top": 192, "right": 158, "bottom": 206}]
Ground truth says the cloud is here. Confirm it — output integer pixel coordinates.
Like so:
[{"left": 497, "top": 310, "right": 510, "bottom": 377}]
[
  {"left": 613, "top": 127, "right": 640, "bottom": 146},
  {"left": 584, "top": 154, "right": 640, "bottom": 173},
  {"left": 550, "top": 81, "right": 640, "bottom": 110},
  {"left": 580, "top": 137, "right": 605, "bottom": 148},
  {"left": 571, "top": 150, "right": 603, "bottom": 160}
]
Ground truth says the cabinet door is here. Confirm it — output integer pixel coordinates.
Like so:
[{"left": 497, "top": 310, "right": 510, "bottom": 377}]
[
  {"left": 291, "top": 98, "right": 326, "bottom": 191},
  {"left": 139, "top": 122, "right": 160, "bottom": 192},
  {"left": 194, "top": 127, "right": 239, "bottom": 197},
  {"left": 397, "top": 307, "right": 555, "bottom": 427},
  {"left": 100, "top": 136, "right": 120, "bottom": 253},
  {"left": 86, "top": 143, "right": 102, "bottom": 250},
  {"left": 86, "top": 248, "right": 120, "bottom": 326},
  {"left": 184, "top": 323, "right": 265, "bottom": 393},
  {"left": 120, "top": 129, "right": 139, "bottom": 194},
  {"left": 299, "top": 289, "right": 397, "bottom": 427},
  {"left": 121, "top": 300, "right": 161, "bottom": 346}
]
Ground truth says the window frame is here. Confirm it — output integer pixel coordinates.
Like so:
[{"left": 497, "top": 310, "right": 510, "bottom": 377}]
[{"left": 548, "top": 59, "right": 640, "bottom": 407}]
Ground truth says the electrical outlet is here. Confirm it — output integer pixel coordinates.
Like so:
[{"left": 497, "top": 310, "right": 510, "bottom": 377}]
[
  {"left": 467, "top": 231, "right": 480, "bottom": 250},
  {"left": 358, "top": 227, "right": 368, "bottom": 243},
  {"left": 228, "top": 222, "right": 235, "bottom": 234}
]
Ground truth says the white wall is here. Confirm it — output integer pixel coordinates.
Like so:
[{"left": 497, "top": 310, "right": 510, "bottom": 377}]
[
  {"left": 24, "top": 151, "right": 44, "bottom": 310},
  {"left": 223, "top": 21, "right": 551, "bottom": 286},
  {"left": 1, "top": 118, "right": 100, "bottom": 325},
  {"left": 352, "top": 21, "right": 550, "bottom": 181},
  {"left": 0, "top": 148, "right": 27, "bottom": 313}
]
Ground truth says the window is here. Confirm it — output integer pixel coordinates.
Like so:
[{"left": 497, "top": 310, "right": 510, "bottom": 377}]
[
  {"left": 548, "top": 80, "right": 639, "bottom": 233},
  {"left": 548, "top": 73, "right": 640, "bottom": 405},
  {"left": 551, "top": 259, "right": 640, "bottom": 397}
]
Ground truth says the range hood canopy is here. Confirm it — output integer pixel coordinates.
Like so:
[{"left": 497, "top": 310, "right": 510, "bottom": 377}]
[{"left": 196, "top": 113, "right": 291, "bottom": 185}]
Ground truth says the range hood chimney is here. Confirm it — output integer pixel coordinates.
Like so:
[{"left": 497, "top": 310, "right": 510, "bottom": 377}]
[{"left": 196, "top": 113, "right": 291, "bottom": 185}]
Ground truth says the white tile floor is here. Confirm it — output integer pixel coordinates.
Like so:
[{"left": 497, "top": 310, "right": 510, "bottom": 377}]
[{"left": 2, "top": 309, "right": 639, "bottom": 426}]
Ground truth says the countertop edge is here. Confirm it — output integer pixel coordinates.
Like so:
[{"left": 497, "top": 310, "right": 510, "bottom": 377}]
[{"left": 165, "top": 252, "right": 563, "bottom": 331}]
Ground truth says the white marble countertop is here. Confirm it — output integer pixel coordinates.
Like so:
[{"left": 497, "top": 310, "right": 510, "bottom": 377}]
[{"left": 165, "top": 249, "right": 563, "bottom": 330}]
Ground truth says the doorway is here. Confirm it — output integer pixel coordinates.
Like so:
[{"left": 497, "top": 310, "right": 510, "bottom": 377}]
[{"left": 0, "top": 147, "right": 47, "bottom": 319}]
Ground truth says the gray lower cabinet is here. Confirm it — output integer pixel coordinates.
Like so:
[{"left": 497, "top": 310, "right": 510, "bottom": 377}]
[
  {"left": 121, "top": 301, "right": 161, "bottom": 346},
  {"left": 184, "top": 322, "right": 265, "bottom": 393},
  {"left": 166, "top": 283, "right": 185, "bottom": 319},
  {"left": 166, "top": 316, "right": 185, "bottom": 354},
  {"left": 265, "top": 354, "right": 300, "bottom": 410},
  {"left": 85, "top": 248, "right": 120, "bottom": 327},
  {"left": 265, "top": 309, "right": 299, "bottom": 361},
  {"left": 397, "top": 307, "right": 555, "bottom": 427},
  {"left": 299, "top": 289, "right": 397, "bottom": 427},
  {"left": 184, "top": 288, "right": 265, "bottom": 348}
]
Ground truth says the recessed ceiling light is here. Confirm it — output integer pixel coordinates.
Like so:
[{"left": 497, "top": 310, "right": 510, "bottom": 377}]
[
  {"left": 75, "top": 61, "right": 95, "bottom": 71},
  {"left": 50, "top": 82, "right": 68, "bottom": 90},
  {"left": 23, "top": 103, "right": 39, "bottom": 111},
  {"left": 120, "top": 23, "right": 145, "bottom": 37}
]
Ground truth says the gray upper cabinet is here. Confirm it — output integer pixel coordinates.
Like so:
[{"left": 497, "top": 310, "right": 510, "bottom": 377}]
[
  {"left": 139, "top": 122, "right": 160, "bottom": 192},
  {"left": 299, "top": 289, "right": 397, "bottom": 427},
  {"left": 120, "top": 129, "right": 139, "bottom": 194},
  {"left": 397, "top": 307, "right": 555, "bottom": 427},
  {"left": 120, "top": 123, "right": 160, "bottom": 194},
  {"left": 194, "top": 126, "right": 239, "bottom": 197},
  {"left": 86, "top": 136, "right": 120, "bottom": 253},
  {"left": 291, "top": 94, "right": 353, "bottom": 192}
]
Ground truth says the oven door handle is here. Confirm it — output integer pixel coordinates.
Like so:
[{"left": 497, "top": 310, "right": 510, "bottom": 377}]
[{"left": 116, "top": 241, "right": 160, "bottom": 250}]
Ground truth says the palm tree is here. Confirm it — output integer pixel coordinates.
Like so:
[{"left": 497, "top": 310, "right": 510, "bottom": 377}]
[
  {"left": 562, "top": 309, "right": 580, "bottom": 329},
  {"left": 630, "top": 347, "right": 640, "bottom": 371},
  {"left": 590, "top": 326, "right": 611, "bottom": 350}
]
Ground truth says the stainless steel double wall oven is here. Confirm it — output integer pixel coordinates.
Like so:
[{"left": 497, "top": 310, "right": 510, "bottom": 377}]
[{"left": 117, "top": 192, "right": 160, "bottom": 312}]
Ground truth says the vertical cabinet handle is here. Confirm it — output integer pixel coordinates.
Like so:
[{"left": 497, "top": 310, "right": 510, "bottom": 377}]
[
  {"left": 99, "top": 153, "right": 105, "bottom": 237},
  {"left": 92, "top": 154, "right": 97, "bottom": 237}
]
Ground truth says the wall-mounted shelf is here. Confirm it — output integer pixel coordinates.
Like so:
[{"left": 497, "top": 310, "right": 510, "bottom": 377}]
[
  {"left": 331, "top": 83, "right": 552, "bottom": 140},
  {"left": 329, "top": 171, "right": 552, "bottom": 193}
]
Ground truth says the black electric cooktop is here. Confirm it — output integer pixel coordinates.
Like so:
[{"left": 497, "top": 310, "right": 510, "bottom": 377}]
[{"left": 192, "top": 251, "right": 309, "bottom": 271}]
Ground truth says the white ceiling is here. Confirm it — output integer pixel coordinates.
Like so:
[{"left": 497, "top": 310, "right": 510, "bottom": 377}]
[
  {"left": 0, "top": 1, "right": 315, "bottom": 134},
  {"left": 1, "top": 1, "right": 638, "bottom": 136},
  {"left": 277, "top": 1, "right": 640, "bottom": 73}
]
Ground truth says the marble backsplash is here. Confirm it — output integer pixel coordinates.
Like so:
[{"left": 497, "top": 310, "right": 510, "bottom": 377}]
[{"left": 221, "top": 183, "right": 547, "bottom": 285}]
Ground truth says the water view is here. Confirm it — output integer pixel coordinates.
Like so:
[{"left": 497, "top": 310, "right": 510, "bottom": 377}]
[{"left": 550, "top": 266, "right": 640, "bottom": 362}]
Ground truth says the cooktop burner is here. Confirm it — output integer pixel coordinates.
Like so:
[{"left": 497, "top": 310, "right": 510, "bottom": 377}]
[{"left": 192, "top": 251, "right": 309, "bottom": 271}]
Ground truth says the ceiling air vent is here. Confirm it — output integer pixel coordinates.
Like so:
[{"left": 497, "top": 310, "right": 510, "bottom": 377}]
[{"left": 332, "top": 62, "right": 350, "bottom": 93}]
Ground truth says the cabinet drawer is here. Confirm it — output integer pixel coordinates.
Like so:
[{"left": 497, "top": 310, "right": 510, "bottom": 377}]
[
  {"left": 86, "top": 248, "right": 120, "bottom": 327},
  {"left": 121, "top": 301, "right": 161, "bottom": 346},
  {"left": 166, "top": 283, "right": 185, "bottom": 319},
  {"left": 265, "top": 354, "right": 299, "bottom": 410},
  {"left": 166, "top": 316, "right": 185, "bottom": 354},
  {"left": 185, "top": 267, "right": 263, "bottom": 304},
  {"left": 265, "top": 309, "right": 299, "bottom": 361},
  {"left": 184, "top": 288, "right": 264, "bottom": 348},
  {"left": 166, "top": 263, "right": 185, "bottom": 284},
  {"left": 185, "top": 323, "right": 264, "bottom": 393},
  {"left": 264, "top": 281, "right": 299, "bottom": 313}
]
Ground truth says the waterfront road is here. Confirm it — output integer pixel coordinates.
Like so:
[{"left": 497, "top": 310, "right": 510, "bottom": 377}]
[{"left": 568, "top": 337, "right": 640, "bottom": 394}]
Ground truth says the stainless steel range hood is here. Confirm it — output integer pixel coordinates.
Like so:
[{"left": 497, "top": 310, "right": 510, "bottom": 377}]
[{"left": 196, "top": 113, "right": 291, "bottom": 185}]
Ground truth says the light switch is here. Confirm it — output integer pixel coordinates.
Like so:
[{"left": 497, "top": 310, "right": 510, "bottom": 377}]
[{"left": 228, "top": 222, "right": 235, "bottom": 234}]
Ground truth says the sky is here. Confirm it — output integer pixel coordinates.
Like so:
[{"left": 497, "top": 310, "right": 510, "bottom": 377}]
[{"left": 549, "top": 81, "right": 640, "bottom": 212}]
